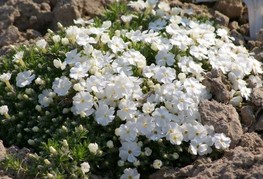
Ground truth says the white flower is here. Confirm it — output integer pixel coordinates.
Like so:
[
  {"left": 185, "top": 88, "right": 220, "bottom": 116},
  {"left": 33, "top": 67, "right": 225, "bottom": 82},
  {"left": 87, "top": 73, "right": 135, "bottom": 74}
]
[
  {"left": 168, "top": 130, "right": 184, "bottom": 145},
  {"left": 149, "top": 19, "right": 167, "bottom": 31},
  {"left": 142, "top": 102, "right": 155, "bottom": 114},
  {"left": 155, "top": 50, "right": 175, "bottom": 66},
  {"left": 136, "top": 114, "right": 155, "bottom": 136},
  {"left": 119, "top": 141, "right": 141, "bottom": 162},
  {"left": 35, "top": 77, "right": 45, "bottom": 85},
  {"left": 118, "top": 122, "right": 138, "bottom": 142},
  {"left": 70, "top": 62, "right": 90, "bottom": 80},
  {"left": 12, "top": 51, "right": 24, "bottom": 63},
  {"left": 80, "top": 162, "right": 90, "bottom": 174},
  {"left": 36, "top": 39, "right": 47, "bottom": 49},
  {"left": 76, "top": 28, "right": 97, "bottom": 46},
  {"left": 106, "top": 140, "right": 114, "bottom": 148},
  {"left": 189, "top": 138, "right": 212, "bottom": 156},
  {"left": 52, "top": 76, "right": 72, "bottom": 96},
  {"left": 172, "top": 152, "right": 179, "bottom": 159},
  {"left": 120, "top": 168, "right": 140, "bottom": 179},
  {"left": 88, "top": 143, "right": 99, "bottom": 154},
  {"left": 153, "top": 159, "right": 163, "bottom": 169},
  {"left": 144, "top": 147, "right": 152, "bottom": 156},
  {"left": 0, "top": 105, "right": 8, "bottom": 115},
  {"left": 121, "top": 15, "right": 136, "bottom": 23},
  {"left": 72, "top": 91, "right": 94, "bottom": 116},
  {"left": 128, "top": 0, "right": 147, "bottom": 11},
  {"left": 95, "top": 102, "right": 115, "bottom": 126},
  {"left": 38, "top": 89, "right": 55, "bottom": 107},
  {"left": 107, "top": 36, "right": 127, "bottom": 53},
  {"left": 52, "top": 35, "right": 61, "bottom": 43},
  {"left": 61, "top": 37, "right": 69, "bottom": 45},
  {"left": 117, "top": 99, "right": 138, "bottom": 121},
  {"left": 213, "top": 133, "right": 231, "bottom": 150},
  {"left": 16, "top": 71, "right": 36, "bottom": 88},
  {"left": 65, "top": 49, "right": 83, "bottom": 65},
  {"left": 53, "top": 59, "right": 66, "bottom": 70},
  {"left": 153, "top": 66, "right": 176, "bottom": 84},
  {"left": 0, "top": 72, "right": 12, "bottom": 82},
  {"left": 65, "top": 26, "right": 80, "bottom": 43}
]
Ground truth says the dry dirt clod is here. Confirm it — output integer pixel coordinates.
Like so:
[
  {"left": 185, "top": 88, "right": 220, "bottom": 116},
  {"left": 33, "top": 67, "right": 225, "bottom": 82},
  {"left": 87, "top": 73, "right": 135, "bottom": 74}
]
[
  {"left": 251, "top": 87, "right": 263, "bottom": 107},
  {"left": 214, "top": 10, "right": 229, "bottom": 27},
  {"left": 240, "top": 105, "right": 256, "bottom": 127},
  {"left": 0, "top": 25, "right": 23, "bottom": 47},
  {"left": 202, "top": 69, "right": 230, "bottom": 103},
  {"left": 230, "top": 29, "right": 245, "bottom": 46},
  {"left": 150, "top": 133, "right": 263, "bottom": 179},
  {"left": 198, "top": 100, "right": 243, "bottom": 148},
  {"left": 214, "top": 0, "right": 244, "bottom": 20}
]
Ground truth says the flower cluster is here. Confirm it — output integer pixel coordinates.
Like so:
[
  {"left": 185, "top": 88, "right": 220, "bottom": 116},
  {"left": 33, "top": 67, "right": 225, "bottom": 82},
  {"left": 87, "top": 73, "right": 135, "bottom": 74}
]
[{"left": 0, "top": 0, "right": 261, "bottom": 178}]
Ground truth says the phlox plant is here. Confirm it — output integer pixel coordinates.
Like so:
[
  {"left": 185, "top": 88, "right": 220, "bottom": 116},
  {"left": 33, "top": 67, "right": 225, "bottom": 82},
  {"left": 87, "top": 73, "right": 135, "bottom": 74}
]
[{"left": 0, "top": 0, "right": 262, "bottom": 178}]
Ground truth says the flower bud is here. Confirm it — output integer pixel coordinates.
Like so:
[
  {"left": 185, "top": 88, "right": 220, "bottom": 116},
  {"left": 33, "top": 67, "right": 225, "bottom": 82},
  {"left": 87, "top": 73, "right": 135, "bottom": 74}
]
[
  {"left": 44, "top": 159, "right": 51, "bottom": 165},
  {"left": 49, "top": 146, "right": 57, "bottom": 154}
]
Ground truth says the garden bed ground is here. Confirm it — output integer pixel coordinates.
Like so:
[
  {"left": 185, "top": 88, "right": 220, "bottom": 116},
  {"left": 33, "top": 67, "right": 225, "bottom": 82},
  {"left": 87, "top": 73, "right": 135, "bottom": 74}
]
[{"left": 0, "top": 0, "right": 263, "bottom": 178}]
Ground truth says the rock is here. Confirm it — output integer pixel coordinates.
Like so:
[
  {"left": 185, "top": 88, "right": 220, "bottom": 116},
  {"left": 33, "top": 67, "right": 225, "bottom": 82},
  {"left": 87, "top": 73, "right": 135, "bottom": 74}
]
[
  {"left": 246, "top": 40, "right": 262, "bottom": 51},
  {"left": 239, "top": 23, "right": 249, "bottom": 36},
  {"left": 199, "top": 100, "right": 243, "bottom": 148},
  {"left": 169, "top": 0, "right": 184, "bottom": 8},
  {"left": 251, "top": 88, "right": 263, "bottom": 107},
  {"left": 251, "top": 46, "right": 263, "bottom": 62},
  {"left": 214, "top": 0, "right": 244, "bottom": 20},
  {"left": 0, "top": 6, "right": 20, "bottom": 33},
  {"left": 255, "top": 111, "right": 263, "bottom": 132},
  {"left": 230, "top": 29, "right": 245, "bottom": 46},
  {"left": 239, "top": 132, "right": 263, "bottom": 154},
  {"left": 229, "top": 21, "right": 239, "bottom": 31},
  {"left": 0, "top": 140, "right": 6, "bottom": 161},
  {"left": 241, "top": 105, "right": 256, "bottom": 127},
  {"left": 52, "top": 0, "right": 104, "bottom": 30},
  {"left": 14, "top": 0, "right": 53, "bottom": 33},
  {"left": 214, "top": 10, "right": 229, "bottom": 27},
  {"left": 0, "top": 25, "right": 23, "bottom": 47},
  {"left": 150, "top": 133, "right": 263, "bottom": 179},
  {"left": 202, "top": 69, "right": 230, "bottom": 103}
]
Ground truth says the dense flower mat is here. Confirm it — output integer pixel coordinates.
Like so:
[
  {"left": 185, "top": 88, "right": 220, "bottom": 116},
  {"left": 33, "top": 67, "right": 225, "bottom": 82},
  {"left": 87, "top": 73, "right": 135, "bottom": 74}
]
[{"left": 0, "top": 0, "right": 262, "bottom": 178}]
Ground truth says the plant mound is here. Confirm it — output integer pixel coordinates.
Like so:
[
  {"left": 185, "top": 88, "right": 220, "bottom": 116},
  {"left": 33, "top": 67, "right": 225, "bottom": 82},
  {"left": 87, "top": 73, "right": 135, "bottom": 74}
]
[{"left": 0, "top": 0, "right": 262, "bottom": 178}]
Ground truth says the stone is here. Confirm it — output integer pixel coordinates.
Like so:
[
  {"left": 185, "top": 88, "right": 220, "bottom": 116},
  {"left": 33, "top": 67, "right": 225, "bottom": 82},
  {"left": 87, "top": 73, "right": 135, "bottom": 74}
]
[
  {"left": 229, "top": 21, "right": 239, "bottom": 31},
  {"left": 202, "top": 69, "right": 230, "bottom": 103},
  {"left": 214, "top": 0, "right": 244, "bottom": 19},
  {"left": 15, "top": 0, "right": 53, "bottom": 33},
  {"left": 214, "top": 10, "right": 229, "bottom": 27},
  {"left": 199, "top": 100, "right": 243, "bottom": 148},
  {"left": 0, "top": 25, "right": 23, "bottom": 47},
  {"left": 230, "top": 29, "right": 245, "bottom": 46},
  {"left": 239, "top": 132, "right": 263, "bottom": 154},
  {"left": 246, "top": 40, "right": 262, "bottom": 51},
  {"left": 241, "top": 105, "right": 256, "bottom": 127},
  {"left": 0, "top": 6, "right": 20, "bottom": 33},
  {"left": 239, "top": 23, "right": 249, "bottom": 36},
  {"left": 169, "top": 0, "right": 184, "bottom": 8},
  {"left": 251, "top": 87, "right": 263, "bottom": 107},
  {"left": 251, "top": 46, "right": 263, "bottom": 62},
  {"left": 51, "top": 0, "right": 104, "bottom": 30},
  {"left": 255, "top": 112, "right": 263, "bottom": 132},
  {"left": 150, "top": 133, "right": 263, "bottom": 179}
]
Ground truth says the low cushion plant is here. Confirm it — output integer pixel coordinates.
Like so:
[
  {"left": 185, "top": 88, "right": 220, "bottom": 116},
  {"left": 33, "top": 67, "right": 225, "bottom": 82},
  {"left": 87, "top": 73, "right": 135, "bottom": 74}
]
[{"left": 0, "top": 0, "right": 262, "bottom": 178}]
